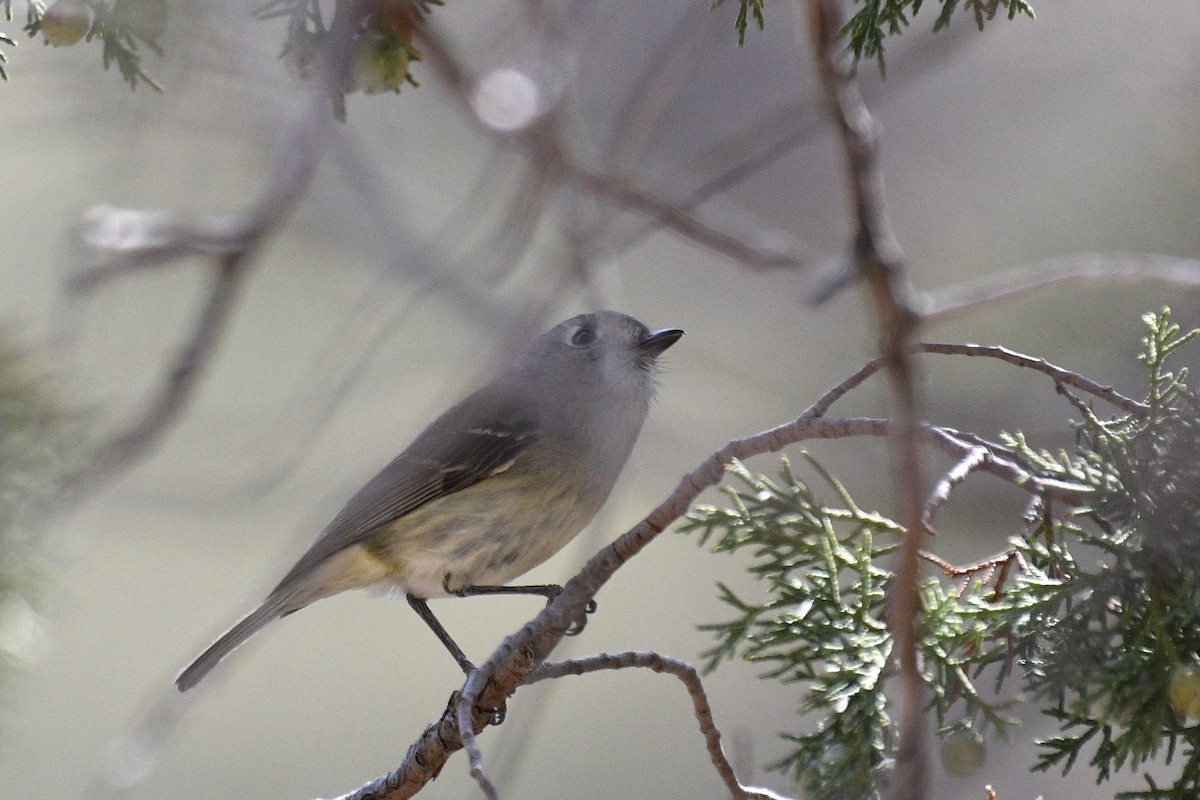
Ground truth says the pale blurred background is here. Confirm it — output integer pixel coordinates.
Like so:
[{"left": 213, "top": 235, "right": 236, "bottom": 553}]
[{"left": 2, "top": 1, "right": 1200, "bottom": 798}]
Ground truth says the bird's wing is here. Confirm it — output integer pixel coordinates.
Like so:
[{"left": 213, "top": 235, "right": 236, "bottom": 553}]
[{"left": 267, "top": 418, "right": 538, "bottom": 599}]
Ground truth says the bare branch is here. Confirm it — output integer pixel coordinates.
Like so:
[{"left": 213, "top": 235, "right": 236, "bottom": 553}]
[
  {"left": 62, "top": 255, "right": 247, "bottom": 497},
  {"left": 456, "top": 670, "right": 498, "bottom": 800},
  {"left": 61, "top": 0, "right": 368, "bottom": 498},
  {"left": 917, "top": 342, "right": 1147, "bottom": 415},
  {"left": 599, "top": 95, "right": 825, "bottom": 275},
  {"left": 409, "top": 22, "right": 807, "bottom": 274},
  {"left": 918, "top": 549, "right": 1016, "bottom": 583},
  {"left": 925, "top": 425, "right": 1090, "bottom": 503},
  {"left": 331, "top": 691, "right": 495, "bottom": 800},
  {"left": 567, "top": 164, "right": 807, "bottom": 270},
  {"left": 525, "top": 652, "right": 796, "bottom": 800},
  {"left": 807, "top": 341, "right": 1145, "bottom": 421},
  {"left": 69, "top": 209, "right": 251, "bottom": 289},
  {"left": 804, "top": 355, "right": 886, "bottom": 417},
  {"left": 922, "top": 252, "right": 1200, "bottom": 325},
  {"left": 922, "top": 445, "right": 991, "bottom": 529}
]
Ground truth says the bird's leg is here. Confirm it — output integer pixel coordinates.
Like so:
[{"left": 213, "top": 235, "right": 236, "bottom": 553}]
[
  {"left": 409, "top": 593, "right": 508, "bottom": 725},
  {"left": 449, "top": 582, "right": 562, "bottom": 599},
  {"left": 446, "top": 580, "right": 598, "bottom": 636},
  {"left": 406, "top": 593, "right": 475, "bottom": 674}
]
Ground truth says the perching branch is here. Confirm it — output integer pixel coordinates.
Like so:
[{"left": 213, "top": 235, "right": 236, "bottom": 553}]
[
  {"left": 340, "top": 395, "right": 1090, "bottom": 799},
  {"left": 323, "top": 320, "right": 1112, "bottom": 800},
  {"left": 328, "top": 312, "right": 1121, "bottom": 799}
]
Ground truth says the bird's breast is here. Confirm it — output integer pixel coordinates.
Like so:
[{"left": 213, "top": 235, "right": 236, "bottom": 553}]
[{"left": 368, "top": 464, "right": 601, "bottom": 598}]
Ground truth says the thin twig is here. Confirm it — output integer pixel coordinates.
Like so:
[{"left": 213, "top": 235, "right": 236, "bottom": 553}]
[
  {"left": 922, "top": 252, "right": 1200, "bottom": 325},
  {"left": 940, "top": 427, "right": 1029, "bottom": 473},
  {"left": 571, "top": 5, "right": 727, "bottom": 275},
  {"left": 1056, "top": 381, "right": 1094, "bottom": 418},
  {"left": 803, "top": 355, "right": 885, "bottom": 417},
  {"left": 526, "top": 652, "right": 795, "bottom": 800},
  {"left": 918, "top": 342, "right": 1146, "bottom": 415},
  {"left": 568, "top": 164, "right": 806, "bottom": 270},
  {"left": 410, "top": 21, "right": 807, "bottom": 274},
  {"left": 61, "top": 256, "right": 247, "bottom": 498},
  {"left": 922, "top": 445, "right": 991, "bottom": 529},
  {"left": 924, "top": 425, "right": 1090, "bottom": 503},
  {"left": 61, "top": 0, "right": 366, "bottom": 498},
  {"left": 69, "top": 209, "right": 250, "bottom": 289},
  {"left": 918, "top": 548, "right": 1021, "bottom": 599},
  {"left": 806, "top": 342, "right": 1146, "bottom": 421},
  {"left": 457, "top": 669, "right": 499, "bottom": 800}
]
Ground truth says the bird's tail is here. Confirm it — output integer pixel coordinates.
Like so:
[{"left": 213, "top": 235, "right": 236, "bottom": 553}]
[{"left": 175, "top": 599, "right": 284, "bottom": 691}]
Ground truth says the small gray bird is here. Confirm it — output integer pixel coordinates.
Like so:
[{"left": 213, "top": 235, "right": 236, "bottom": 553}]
[{"left": 176, "top": 311, "right": 682, "bottom": 690}]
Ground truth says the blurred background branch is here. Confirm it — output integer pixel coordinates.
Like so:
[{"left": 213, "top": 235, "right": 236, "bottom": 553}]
[
  {"left": 56, "top": 0, "right": 366, "bottom": 499},
  {"left": 807, "top": 2, "right": 929, "bottom": 798}
]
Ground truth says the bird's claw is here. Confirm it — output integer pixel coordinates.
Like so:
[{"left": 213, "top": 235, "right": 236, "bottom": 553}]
[
  {"left": 449, "top": 690, "right": 506, "bottom": 726},
  {"left": 550, "top": 596, "right": 597, "bottom": 636}
]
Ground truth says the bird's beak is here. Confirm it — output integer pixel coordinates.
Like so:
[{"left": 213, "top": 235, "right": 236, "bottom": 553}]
[{"left": 636, "top": 327, "right": 685, "bottom": 360}]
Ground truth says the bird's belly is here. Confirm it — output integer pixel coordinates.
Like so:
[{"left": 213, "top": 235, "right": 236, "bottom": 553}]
[{"left": 376, "top": 478, "right": 598, "bottom": 598}]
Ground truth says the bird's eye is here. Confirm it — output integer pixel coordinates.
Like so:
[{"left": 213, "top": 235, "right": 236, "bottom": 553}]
[{"left": 570, "top": 326, "right": 596, "bottom": 347}]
